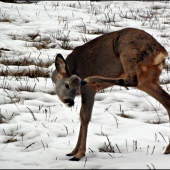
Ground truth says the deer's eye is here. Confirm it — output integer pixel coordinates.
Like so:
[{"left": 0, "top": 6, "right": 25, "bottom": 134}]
[{"left": 65, "top": 84, "right": 69, "bottom": 89}]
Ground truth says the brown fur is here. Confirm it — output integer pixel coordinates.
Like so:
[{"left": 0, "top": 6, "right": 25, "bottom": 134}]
[{"left": 52, "top": 28, "right": 170, "bottom": 161}]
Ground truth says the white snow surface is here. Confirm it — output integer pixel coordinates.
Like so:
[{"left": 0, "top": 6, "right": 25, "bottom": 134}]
[{"left": 0, "top": 1, "right": 170, "bottom": 169}]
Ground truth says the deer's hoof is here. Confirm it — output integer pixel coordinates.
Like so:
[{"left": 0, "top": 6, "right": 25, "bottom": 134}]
[
  {"left": 164, "top": 144, "right": 170, "bottom": 154},
  {"left": 69, "top": 157, "right": 80, "bottom": 161},
  {"left": 66, "top": 153, "right": 74, "bottom": 157}
]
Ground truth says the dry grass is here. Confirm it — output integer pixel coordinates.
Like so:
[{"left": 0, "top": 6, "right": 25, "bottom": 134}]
[
  {"left": 28, "top": 32, "right": 40, "bottom": 41},
  {"left": 0, "top": 17, "right": 13, "bottom": 23},
  {"left": 10, "top": 31, "right": 56, "bottom": 50},
  {"left": 87, "top": 30, "right": 104, "bottom": 35},
  {"left": 50, "top": 30, "right": 74, "bottom": 50},
  {"left": 25, "top": 39, "right": 56, "bottom": 50},
  {"left": 57, "top": 34, "right": 74, "bottom": 50},
  {"left": 152, "top": 5, "right": 164, "bottom": 10},
  {"left": 32, "top": 42, "right": 49, "bottom": 50},
  {"left": 4, "top": 138, "right": 18, "bottom": 143},
  {"left": 1, "top": 58, "right": 53, "bottom": 68},
  {"left": 117, "top": 111, "right": 132, "bottom": 119},
  {"left": 0, "top": 69, "right": 50, "bottom": 78},
  {"left": 99, "top": 144, "right": 115, "bottom": 153},
  {"left": 16, "top": 86, "right": 35, "bottom": 92},
  {"left": 1, "top": 58, "right": 34, "bottom": 66},
  {"left": 160, "top": 34, "right": 169, "bottom": 38},
  {"left": 0, "top": 114, "right": 6, "bottom": 124},
  {"left": 36, "top": 60, "right": 53, "bottom": 68},
  {"left": 58, "top": 40, "right": 74, "bottom": 50},
  {"left": 99, "top": 135, "right": 115, "bottom": 153},
  {"left": 3, "top": 130, "right": 18, "bottom": 144}
]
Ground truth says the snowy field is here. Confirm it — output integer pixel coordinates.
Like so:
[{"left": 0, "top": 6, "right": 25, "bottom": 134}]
[{"left": 1, "top": 1, "right": 170, "bottom": 169}]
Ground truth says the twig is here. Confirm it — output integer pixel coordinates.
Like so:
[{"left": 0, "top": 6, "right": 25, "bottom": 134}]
[
  {"left": 83, "top": 157, "right": 87, "bottom": 169},
  {"left": 27, "top": 107, "right": 37, "bottom": 121},
  {"left": 151, "top": 163, "right": 156, "bottom": 169},
  {"left": 41, "top": 140, "right": 45, "bottom": 150},
  {"left": 23, "top": 143, "right": 35, "bottom": 151},
  {"left": 42, "top": 123, "right": 46, "bottom": 128},
  {"left": 54, "top": 117, "right": 57, "bottom": 122},
  {"left": 88, "top": 148, "right": 93, "bottom": 153},
  {"left": 147, "top": 165, "right": 151, "bottom": 170},
  {"left": 3, "top": 129, "right": 6, "bottom": 136},
  {"left": 151, "top": 146, "right": 155, "bottom": 155},
  {"left": 4, "top": 89, "right": 21, "bottom": 112},
  {"left": 64, "top": 125, "right": 68, "bottom": 134},
  {"left": 3, "top": 133, "right": 18, "bottom": 149},
  {"left": 155, "top": 133, "right": 157, "bottom": 142},
  {"left": 47, "top": 133, "right": 50, "bottom": 138},
  {"left": 147, "top": 145, "right": 149, "bottom": 154},
  {"left": 159, "top": 132, "right": 167, "bottom": 143},
  {"left": 106, "top": 135, "right": 113, "bottom": 152},
  {"left": 135, "top": 140, "right": 137, "bottom": 151},
  {"left": 108, "top": 153, "right": 115, "bottom": 158},
  {"left": 16, "top": 6, "right": 20, "bottom": 16},
  {"left": 39, "top": 104, "right": 44, "bottom": 112},
  {"left": 32, "top": 83, "right": 36, "bottom": 92},
  {"left": 126, "top": 139, "right": 128, "bottom": 153},
  {"left": 44, "top": 5, "right": 52, "bottom": 18},
  {"left": 140, "top": 91, "right": 161, "bottom": 123},
  {"left": 115, "top": 143, "right": 121, "bottom": 153},
  {"left": 10, "top": 132, "right": 18, "bottom": 141},
  {"left": 104, "top": 105, "right": 119, "bottom": 129}
]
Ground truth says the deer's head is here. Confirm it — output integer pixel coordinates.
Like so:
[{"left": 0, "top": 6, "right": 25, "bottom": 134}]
[{"left": 51, "top": 54, "right": 81, "bottom": 107}]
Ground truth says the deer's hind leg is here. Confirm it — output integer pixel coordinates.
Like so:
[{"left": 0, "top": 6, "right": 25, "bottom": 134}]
[
  {"left": 82, "top": 52, "right": 170, "bottom": 154},
  {"left": 137, "top": 61, "right": 170, "bottom": 154}
]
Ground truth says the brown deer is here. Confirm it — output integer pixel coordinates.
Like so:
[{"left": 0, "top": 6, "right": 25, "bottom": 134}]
[{"left": 51, "top": 27, "right": 170, "bottom": 161}]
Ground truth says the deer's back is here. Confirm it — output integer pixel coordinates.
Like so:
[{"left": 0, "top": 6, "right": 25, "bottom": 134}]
[{"left": 66, "top": 28, "right": 168, "bottom": 79}]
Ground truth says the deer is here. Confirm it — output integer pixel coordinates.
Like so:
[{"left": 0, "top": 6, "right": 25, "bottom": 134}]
[{"left": 51, "top": 27, "right": 170, "bottom": 161}]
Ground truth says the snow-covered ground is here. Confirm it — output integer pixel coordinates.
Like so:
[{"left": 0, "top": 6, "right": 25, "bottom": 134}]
[{"left": 0, "top": 1, "right": 170, "bottom": 169}]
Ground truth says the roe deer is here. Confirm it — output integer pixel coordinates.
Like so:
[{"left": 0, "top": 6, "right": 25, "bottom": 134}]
[{"left": 51, "top": 27, "right": 170, "bottom": 161}]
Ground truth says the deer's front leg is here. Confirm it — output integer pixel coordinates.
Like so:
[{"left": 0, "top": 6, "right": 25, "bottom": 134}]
[
  {"left": 68, "top": 86, "right": 96, "bottom": 161},
  {"left": 66, "top": 124, "right": 82, "bottom": 157}
]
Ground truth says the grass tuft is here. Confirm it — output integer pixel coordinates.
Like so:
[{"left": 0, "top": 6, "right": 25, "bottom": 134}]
[
  {"left": 28, "top": 32, "right": 40, "bottom": 40},
  {"left": 117, "top": 110, "right": 132, "bottom": 119},
  {"left": 0, "top": 69, "right": 50, "bottom": 78},
  {"left": 1, "top": 58, "right": 53, "bottom": 68},
  {"left": 0, "top": 17, "right": 13, "bottom": 23},
  {"left": 0, "top": 114, "right": 6, "bottom": 124},
  {"left": 4, "top": 138, "right": 18, "bottom": 143},
  {"left": 32, "top": 42, "right": 49, "bottom": 50}
]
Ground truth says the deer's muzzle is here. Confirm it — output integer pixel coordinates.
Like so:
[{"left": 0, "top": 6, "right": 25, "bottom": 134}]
[{"left": 64, "top": 99, "right": 74, "bottom": 107}]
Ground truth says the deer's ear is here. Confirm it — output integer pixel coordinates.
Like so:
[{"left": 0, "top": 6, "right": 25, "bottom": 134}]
[{"left": 55, "top": 54, "right": 71, "bottom": 77}]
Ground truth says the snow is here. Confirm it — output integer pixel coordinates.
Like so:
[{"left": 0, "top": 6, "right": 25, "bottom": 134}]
[{"left": 0, "top": 1, "right": 170, "bottom": 169}]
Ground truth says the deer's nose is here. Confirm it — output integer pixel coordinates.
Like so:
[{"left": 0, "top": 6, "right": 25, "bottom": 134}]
[
  {"left": 81, "top": 80, "right": 87, "bottom": 85},
  {"left": 64, "top": 99, "right": 74, "bottom": 107}
]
